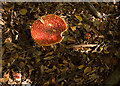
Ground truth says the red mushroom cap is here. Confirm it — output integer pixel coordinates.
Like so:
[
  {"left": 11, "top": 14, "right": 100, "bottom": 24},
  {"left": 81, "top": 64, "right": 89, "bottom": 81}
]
[
  {"left": 13, "top": 72, "right": 22, "bottom": 81},
  {"left": 31, "top": 14, "right": 67, "bottom": 46}
]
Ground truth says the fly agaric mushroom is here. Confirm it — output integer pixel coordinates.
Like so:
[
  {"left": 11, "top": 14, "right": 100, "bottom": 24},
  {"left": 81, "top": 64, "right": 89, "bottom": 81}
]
[
  {"left": 13, "top": 72, "right": 22, "bottom": 82},
  {"left": 31, "top": 14, "right": 67, "bottom": 46}
]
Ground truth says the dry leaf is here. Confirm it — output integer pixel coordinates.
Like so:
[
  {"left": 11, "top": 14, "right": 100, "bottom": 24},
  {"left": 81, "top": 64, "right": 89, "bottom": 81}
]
[
  {"left": 14, "top": 53, "right": 19, "bottom": 59},
  {"left": 71, "top": 26, "right": 76, "bottom": 31},
  {"left": 44, "top": 56, "right": 54, "bottom": 60},
  {"left": 43, "top": 81, "right": 49, "bottom": 86},
  {"left": 2, "top": 60, "right": 6, "bottom": 67},
  {"left": 0, "top": 78, "right": 9, "bottom": 83},
  {"left": 83, "top": 24, "right": 90, "bottom": 32},
  {"left": 89, "top": 74, "right": 99, "bottom": 80},
  {"left": 2, "top": 46, "right": 5, "bottom": 56},
  {"left": 78, "top": 65, "right": 84, "bottom": 69},
  {"left": 84, "top": 67, "right": 91, "bottom": 74},
  {"left": 45, "top": 51, "right": 54, "bottom": 56},
  {"left": 75, "top": 15, "right": 83, "bottom": 22},
  {"left": 19, "top": 9, "right": 27, "bottom": 15}
]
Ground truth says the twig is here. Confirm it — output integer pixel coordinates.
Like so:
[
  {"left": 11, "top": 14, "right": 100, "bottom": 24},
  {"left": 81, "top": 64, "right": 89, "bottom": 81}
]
[
  {"left": 113, "top": 0, "right": 116, "bottom": 4},
  {"left": 10, "top": 9, "right": 14, "bottom": 26},
  {"left": 84, "top": 2, "right": 103, "bottom": 18},
  {"left": 92, "top": 42, "right": 105, "bottom": 53},
  {"left": 66, "top": 44, "right": 97, "bottom": 48}
]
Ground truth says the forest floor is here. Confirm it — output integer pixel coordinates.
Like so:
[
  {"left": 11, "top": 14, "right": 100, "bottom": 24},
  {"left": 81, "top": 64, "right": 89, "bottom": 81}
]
[{"left": 1, "top": 2, "right": 120, "bottom": 85}]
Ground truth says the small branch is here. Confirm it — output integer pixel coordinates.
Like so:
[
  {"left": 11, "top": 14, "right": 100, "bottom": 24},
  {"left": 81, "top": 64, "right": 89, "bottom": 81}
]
[
  {"left": 66, "top": 44, "right": 97, "bottom": 48},
  {"left": 84, "top": 2, "right": 103, "bottom": 18},
  {"left": 113, "top": 0, "right": 116, "bottom": 4}
]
